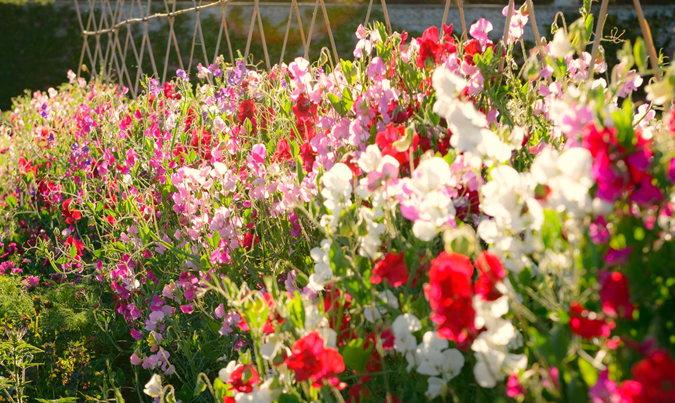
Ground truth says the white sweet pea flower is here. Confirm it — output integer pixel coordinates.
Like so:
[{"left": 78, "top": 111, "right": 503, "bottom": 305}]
[
  {"left": 432, "top": 68, "right": 513, "bottom": 168},
  {"left": 320, "top": 163, "right": 354, "bottom": 231},
  {"left": 321, "top": 163, "right": 353, "bottom": 212},
  {"left": 471, "top": 295, "right": 527, "bottom": 389},
  {"left": 531, "top": 146, "right": 594, "bottom": 216},
  {"left": 481, "top": 165, "right": 543, "bottom": 232},
  {"left": 549, "top": 29, "right": 571, "bottom": 59},
  {"left": 426, "top": 376, "right": 448, "bottom": 399},
  {"left": 307, "top": 239, "right": 333, "bottom": 292},
  {"left": 143, "top": 374, "right": 162, "bottom": 397},
  {"left": 410, "top": 158, "right": 453, "bottom": 194},
  {"left": 401, "top": 157, "right": 457, "bottom": 241},
  {"left": 645, "top": 78, "right": 673, "bottom": 105},
  {"left": 235, "top": 378, "right": 280, "bottom": 402},
  {"left": 432, "top": 67, "right": 467, "bottom": 116},
  {"left": 357, "top": 144, "right": 383, "bottom": 173},
  {"left": 392, "top": 313, "right": 422, "bottom": 371},
  {"left": 357, "top": 207, "right": 387, "bottom": 258}
]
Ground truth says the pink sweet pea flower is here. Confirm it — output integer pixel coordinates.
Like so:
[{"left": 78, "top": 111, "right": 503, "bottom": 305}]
[{"left": 469, "top": 18, "right": 493, "bottom": 47}]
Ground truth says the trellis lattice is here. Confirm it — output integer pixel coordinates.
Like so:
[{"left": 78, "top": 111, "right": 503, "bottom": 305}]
[
  {"left": 74, "top": 0, "right": 474, "bottom": 97},
  {"left": 73, "top": 0, "right": 662, "bottom": 99}
]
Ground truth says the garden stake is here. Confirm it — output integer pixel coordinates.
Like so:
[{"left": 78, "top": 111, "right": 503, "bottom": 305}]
[
  {"left": 244, "top": 0, "right": 258, "bottom": 62},
  {"left": 588, "top": 0, "right": 609, "bottom": 80},
  {"left": 364, "top": 0, "right": 374, "bottom": 27},
  {"left": 305, "top": 0, "right": 320, "bottom": 60},
  {"left": 122, "top": 0, "right": 145, "bottom": 97},
  {"left": 381, "top": 0, "right": 392, "bottom": 35},
  {"left": 280, "top": 0, "right": 307, "bottom": 64},
  {"left": 320, "top": 0, "right": 339, "bottom": 65},
  {"left": 499, "top": 0, "right": 515, "bottom": 74},
  {"left": 214, "top": 1, "right": 234, "bottom": 66},
  {"left": 162, "top": 0, "right": 185, "bottom": 82},
  {"left": 255, "top": 0, "right": 272, "bottom": 70},
  {"left": 74, "top": 0, "right": 97, "bottom": 79},
  {"left": 108, "top": 0, "right": 136, "bottom": 96},
  {"left": 525, "top": 0, "right": 545, "bottom": 64},
  {"left": 457, "top": 0, "right": 467, "bottom": 39},
  {"left": 142, "top": 0, "right": 158, "bottom": 77},
  {"left": 632, "top": 0, "right": 661, "bottom": 81},
  {"left": 442, "top": 0, "right": 451, "bottom": 28}
]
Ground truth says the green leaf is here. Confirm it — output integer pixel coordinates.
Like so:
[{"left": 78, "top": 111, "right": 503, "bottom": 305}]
[
  {"left": 214, "top": 378, "right": 228, "bottom": 400},
  {"left": 211, "top": 231, "right": 221, "bottom": 248},
  {"left": 584, "top": 15, "right": 594, "bottom": 43},
  {"left": 289, "top": 291, "right": 305, "bottom": 329},
  {"left": 282, "top": 98, "right": 292, "bottom": 116},
  {"left": 541, "top": 209, "right": 563, "bottom": 249},
  {"left": 278, "top": 393, "right": 302, "bottom": 403},
  {"left": 327, "top": 93, "right": 347, "bottom": 117},
  {"left": 578, "top": 358, "right": 598, "bottom": 386},
  {"left": 290, "top": 140, "right": 300, "bottom": 157},
  {"left": 634, "top": 37, "right": 648, "bottom": 73},
  {"left": 342, "top": 87, "right": 354, "bottom": 113},
  {"left": 341, "top": 60, "right": 354, "bottom": 85},
  {"left": 194, "top": 378, "right": 207, "bottom": 395},
  {"left": 5, "top": 195, "right": 16, "bottom": 209},
  {"left": 69, "top": 245, "right": 78, "bottom": 258},
  {"left": 339, "top": 338, "right": 372, "bottom": 373},
  {"left": 611, "top": 99, "right": 635, "bottom": 148}
]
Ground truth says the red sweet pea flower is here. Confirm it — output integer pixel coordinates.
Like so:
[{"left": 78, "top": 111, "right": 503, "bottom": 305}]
[
  {"left": 380, "top": 328, "right": 395, "bottom": 349},
  {"left": 348, "top": 385, "right": 370, "bottom": 402},
  {"left": 19, "top": 157, "right": 38, "bottom": 175},
  {"left": 627, "top": 349, "right": 675, "bottom": 403},
  {"left": 172, "top": 142, "right": 187, "bottom": 164},
  {"left": 424, "top": 252, "right": 476, "bottom": 343},
  {"left": 238, "top": 99, "right": 258, "bottom": 134},
  {"left": 189, "top": 128, "right": 213, "bottom": 160},
  {"left": 285, "top": 332, "right": 345, "bottom": 389},
  {"left": 416, "top": 26, "right": 443, "bottom": 69},
  {"left": 227, "top": 363, "right": 260, "bottom": 393},
  {"left": 299, "top": 141, "right": 317, "bottom": 172},
  {"left": 474, "top": 251, "right": 506, "bottom": 301},
  {"left": 463, "top": 39, "right": 483, "bottom": 65},
  {"left": 292, "top": 93, "right": 317, "bottom": 122},
  {"left": 273, "top": 138, "right": 293, "bottom": 162},
  {"left": 442, "top": 24, "right": 456, "bottom": 54},
  {"left": 242, "top": 231, "right": 259, "bottom": 251},
  {"left": 582, "top": 124, "right": 619, "bottom": 158},
  {"left": 370, "top": 252, "right": 409, "bottom": 287},
  {"left": 163, "top": 82, "right": 181, "bottom": 100},
  {"left": 598, "top": 270, "right": 635, "bottom": 319},
  {"left": 65, "top": 235, "right": 85, "bottom": 257},
  {"left": 62, "top": 198, "right": 82, "bottom": 224},
  {"left": 569, "top": 301, "right": 614, "bottom": 339},
  {"left": 375, "top": 123, "right": 418, "bottom": 166}
]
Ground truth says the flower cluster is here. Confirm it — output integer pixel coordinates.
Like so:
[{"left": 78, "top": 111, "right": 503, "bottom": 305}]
[{"left": 2, "top": 5, "right": 675, "bottom": 403}]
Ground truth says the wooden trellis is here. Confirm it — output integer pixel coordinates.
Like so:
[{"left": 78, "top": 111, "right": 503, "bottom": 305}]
[{"left": 73, "top": 0, "right": 662, "bottom": 98}]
